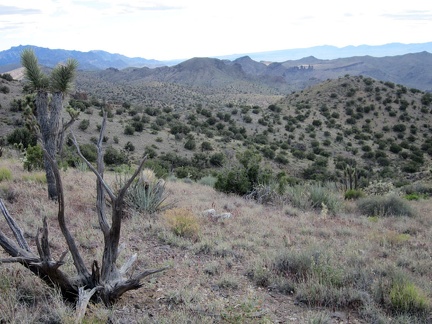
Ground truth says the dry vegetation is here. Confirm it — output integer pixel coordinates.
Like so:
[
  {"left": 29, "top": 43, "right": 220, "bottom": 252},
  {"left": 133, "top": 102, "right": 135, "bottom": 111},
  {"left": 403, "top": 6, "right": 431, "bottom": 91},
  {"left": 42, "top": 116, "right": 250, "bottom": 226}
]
[{"left": 1, "top": 150, "right": 431, "bottom": 323}]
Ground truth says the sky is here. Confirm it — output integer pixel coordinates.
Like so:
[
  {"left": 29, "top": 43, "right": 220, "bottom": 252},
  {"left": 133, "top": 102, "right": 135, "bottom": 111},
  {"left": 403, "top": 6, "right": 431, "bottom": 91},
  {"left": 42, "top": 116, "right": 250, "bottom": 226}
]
[{"left": 1, "top": 0, "right": 432, "bottom": 60}]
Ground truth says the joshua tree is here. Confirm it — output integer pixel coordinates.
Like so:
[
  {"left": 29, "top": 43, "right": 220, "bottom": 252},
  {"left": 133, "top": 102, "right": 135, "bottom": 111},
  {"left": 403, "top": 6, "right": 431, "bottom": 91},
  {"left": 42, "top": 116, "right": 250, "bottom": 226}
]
[{"left": 21, "top": 49, "right": 78, "bottom": 200}]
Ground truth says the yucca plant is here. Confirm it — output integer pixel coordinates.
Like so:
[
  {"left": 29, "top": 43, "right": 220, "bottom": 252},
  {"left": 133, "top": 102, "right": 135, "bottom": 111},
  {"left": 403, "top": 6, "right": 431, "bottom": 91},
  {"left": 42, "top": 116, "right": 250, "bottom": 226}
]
[
  {"left": 21, "top": 49, "right": 79, "bottom": 200},
  {"left": 117, "top": 173, "right": 174, "bottom": 214}
]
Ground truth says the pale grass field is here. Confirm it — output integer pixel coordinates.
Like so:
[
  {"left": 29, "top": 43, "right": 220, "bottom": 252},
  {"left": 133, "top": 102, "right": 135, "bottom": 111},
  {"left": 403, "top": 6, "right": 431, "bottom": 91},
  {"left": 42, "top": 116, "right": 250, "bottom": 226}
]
[{"left": 0, "top": 156, "right": 431, "bottom": 323}]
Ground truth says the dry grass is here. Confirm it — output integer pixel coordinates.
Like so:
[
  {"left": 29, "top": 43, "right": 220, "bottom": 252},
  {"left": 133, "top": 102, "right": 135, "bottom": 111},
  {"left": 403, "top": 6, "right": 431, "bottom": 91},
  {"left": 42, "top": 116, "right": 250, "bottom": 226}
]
[{"left": 0, "top": 156, "right": 431, "bottom": 323}]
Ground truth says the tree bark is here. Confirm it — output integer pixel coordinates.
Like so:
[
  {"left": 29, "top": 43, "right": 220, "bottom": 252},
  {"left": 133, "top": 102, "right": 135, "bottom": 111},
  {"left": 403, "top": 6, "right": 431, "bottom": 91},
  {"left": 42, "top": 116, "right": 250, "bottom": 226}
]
[{"left": 36, "top": 91, "right": 64, "bottom": 200}]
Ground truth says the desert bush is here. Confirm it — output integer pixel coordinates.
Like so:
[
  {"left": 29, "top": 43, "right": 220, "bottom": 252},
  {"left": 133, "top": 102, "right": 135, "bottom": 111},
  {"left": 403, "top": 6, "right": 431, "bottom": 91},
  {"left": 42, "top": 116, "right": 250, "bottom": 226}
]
[
  {"left": 246, "top": 263, "right": 272, "bottom": 288},
  {"left": 246, "top": 182, "right": 283, "bottom": 205},
  {"left": 184, "top": 139, "right": 196, "bottom": 150},
  {"left": 163, "top": 208, "right": 200, "bottom": 240},
  {"left": 124, "top": 141, "right": 135, "bottom": 152},
  {"left": 79, "top": 143, "right": 97, "bottom": 163},
  {"left": 402, "top": 182, "right": 432, "bottom": 197},
  {"left": 0, "top": 73, "right": 13, "bottom": 81},
  {"left": 344, "top": 189, "right": 364, "bottom": 200},
  {"left": 308, "top": 184, "right": 342, "bottom": 214},
  {"left": 209, "top": 152, "right": 224, "bottom": 167},
  {"left": 124, "top": 124, "right": 135, "bottom": 135},
  {"left": 7, "top": 127, "right": 37, "bottom": 149},
  {"left": 215, "top": 166, "right": 251, "bottom": 195},
  {"left": 0, "top": 167, "right": 12, "bottom": 182},
  {"left": 363, "top": 180, "right": 398, "bottom": 196},
  {"left": 357, "top": 194, "right": 414, "bottom": 217},
  {"left": 200, "top": 141, "right": 213, "bottom": 151},
  {"left": 78, "top": 119, "right": 90, "bottom": 131},
  {"left": 103, "top": 146, "right": 128, "bottom": 166},
  {"left": 197, "top": 175, "right": 217, "bottom": 187},
  {"left": 285, "top": 184, "right": 342, "bottom": 214},
  {"left": 0, "top": 85, "right": 10, "bottom": 94},
  {"left": 23, "top": 145, "right": 44, "bottom": 171},
  {"left": 389, "top": 280, "right": 429, "bottom": 315},
  {"left": 272, "top": 249, "right": 314, "bottom": 281},
  {"left": 374, "top": 270, "right": 430, "bottom": 316}
]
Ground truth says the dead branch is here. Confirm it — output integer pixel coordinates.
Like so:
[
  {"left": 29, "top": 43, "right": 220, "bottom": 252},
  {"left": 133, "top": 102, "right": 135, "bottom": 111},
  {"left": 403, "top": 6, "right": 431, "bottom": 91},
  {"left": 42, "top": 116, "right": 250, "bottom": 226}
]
[{"left": 0, "top": 112, "right": 167, "bottom": 308}]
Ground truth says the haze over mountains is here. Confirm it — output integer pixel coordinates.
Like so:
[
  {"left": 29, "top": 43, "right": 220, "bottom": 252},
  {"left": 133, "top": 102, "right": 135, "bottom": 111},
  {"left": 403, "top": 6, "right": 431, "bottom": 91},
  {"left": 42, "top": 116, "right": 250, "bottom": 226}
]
[{"left": 1, "top": 42, "right": 432, "bottom": 71}]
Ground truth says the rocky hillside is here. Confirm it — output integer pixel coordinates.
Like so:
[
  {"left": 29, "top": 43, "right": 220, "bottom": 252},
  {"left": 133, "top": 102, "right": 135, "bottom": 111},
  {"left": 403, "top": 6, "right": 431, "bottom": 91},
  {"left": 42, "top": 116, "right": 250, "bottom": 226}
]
[{"left": 2, "top": 70, "right": 432, "bottom": 186}]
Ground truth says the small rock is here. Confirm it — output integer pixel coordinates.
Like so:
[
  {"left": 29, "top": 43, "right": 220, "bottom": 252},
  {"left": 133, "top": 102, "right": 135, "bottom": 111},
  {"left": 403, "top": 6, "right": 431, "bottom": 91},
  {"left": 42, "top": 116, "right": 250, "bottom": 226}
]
[
  {"left": 202, "top": 209, "right": 216, "bottom": 217},
  {"left": 215, "top": 212, "right": 232, "bottom": 219}
]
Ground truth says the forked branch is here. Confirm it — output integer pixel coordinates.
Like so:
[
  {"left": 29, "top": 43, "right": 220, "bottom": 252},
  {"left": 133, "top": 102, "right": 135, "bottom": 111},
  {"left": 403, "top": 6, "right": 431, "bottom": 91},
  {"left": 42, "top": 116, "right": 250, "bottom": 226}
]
[{"left": 0, "top": 113, "right": 167, "bottom": 308}]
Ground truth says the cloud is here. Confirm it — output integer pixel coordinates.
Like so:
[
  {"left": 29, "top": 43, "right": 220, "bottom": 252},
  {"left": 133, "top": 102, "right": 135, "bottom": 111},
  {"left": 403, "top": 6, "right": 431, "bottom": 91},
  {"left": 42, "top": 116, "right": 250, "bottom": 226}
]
[
  {"left": 71, "top": 0, "right": 182, "bottom": 14},
  {"left": 383, "top": 10, "right": 432, "bottom": 21},
  {"left": 0, "top": 5, "right": 41, "bottom": 15}
]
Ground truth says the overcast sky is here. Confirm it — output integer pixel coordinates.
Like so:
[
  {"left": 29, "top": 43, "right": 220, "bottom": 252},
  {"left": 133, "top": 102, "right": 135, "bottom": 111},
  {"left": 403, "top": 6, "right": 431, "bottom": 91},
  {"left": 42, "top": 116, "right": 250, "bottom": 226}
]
[{"left": 1, "top": 0, "right": 432, "bottom": 60}]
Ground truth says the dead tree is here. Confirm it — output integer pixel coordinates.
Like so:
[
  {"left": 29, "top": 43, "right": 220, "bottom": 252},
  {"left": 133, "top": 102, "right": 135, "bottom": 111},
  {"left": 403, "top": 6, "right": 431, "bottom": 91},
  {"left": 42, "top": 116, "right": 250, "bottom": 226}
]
[{"left": 0, "top": 113, "right": 167, "bottom": 306}]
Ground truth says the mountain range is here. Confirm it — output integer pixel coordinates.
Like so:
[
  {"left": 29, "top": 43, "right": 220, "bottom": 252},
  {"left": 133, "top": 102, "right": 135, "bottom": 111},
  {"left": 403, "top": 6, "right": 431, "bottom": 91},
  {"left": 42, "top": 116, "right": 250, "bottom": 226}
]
[
  {"left": 1, "top": 42, "right": 432, "bottom": 72},
  {"left": 74, "top": 51, "right": 432, "bottom": 111},
  {"left": 0, "top": 45, "right": 168, "bottom": 72}
]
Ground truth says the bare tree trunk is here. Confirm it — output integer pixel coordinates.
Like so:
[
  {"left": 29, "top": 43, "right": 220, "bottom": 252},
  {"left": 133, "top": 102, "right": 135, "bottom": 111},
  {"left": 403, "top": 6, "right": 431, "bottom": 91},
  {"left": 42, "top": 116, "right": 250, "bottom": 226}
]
[{"left": 36, "top": 91, "right": 63, "bottom": 200}]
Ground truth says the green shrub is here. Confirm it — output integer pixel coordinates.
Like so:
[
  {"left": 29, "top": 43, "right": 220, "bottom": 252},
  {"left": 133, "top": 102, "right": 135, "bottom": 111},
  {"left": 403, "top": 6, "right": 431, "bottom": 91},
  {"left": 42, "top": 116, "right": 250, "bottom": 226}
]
[
  {"left": 103, "top": 146, "right": 128, "bottom": 166},
  {"left": 344, "top": 189, "right": 364, "bottom": 200},
  {"left": 390, "top": 281, "right": 428, "bottom": 314},
  {"left": 357, "top": 194, "right": 414, "bottom": 217},
  {"left": 215, "top": 167, "right": 251, "bottom": 195},
  {"left": 273, "top": 249, "right": 314, "bottom": 281},
  {"left": 197, "top": 175, "right": 217, "bottom": 187},
  {"left": 79, "top": 143, "right": 97, "bottom": 163},
  {"left": 78, "top": 119, "right": 90, "bottom": 131},
  {"left": 404, "top": 193, "right": 423, "bottom": 201},
  {"left": 403, "top": 183, "right": 432, "bottom": 196},
  {"left": 209, "top": 152, "right": 224, "bottom": 167},
  {"left": 124, "top": 141, "right": 135, "bottom": 152},
  {"left": 286, "top": 184, "right": 342, "bottom": 214},
  {"left": 0, "top": 167, "right": 12, "bottom": 182},
  {"left": 200, "top": 141, "right": 213, "bottom": 151},
  {"left": 308, "top": 184, "right": 342, "bottom": 214},
  {"left": 124, "top": 125, "right": 135, "bottom": 135},
  {"left": 184, "top": 139, "right": 196, "bottom": 150},
  {"left": 23, "top": 145, "right": 44, "bottom": 171},
  {"left": 7, "top": 127, "right": 37, "bottom": 149}
]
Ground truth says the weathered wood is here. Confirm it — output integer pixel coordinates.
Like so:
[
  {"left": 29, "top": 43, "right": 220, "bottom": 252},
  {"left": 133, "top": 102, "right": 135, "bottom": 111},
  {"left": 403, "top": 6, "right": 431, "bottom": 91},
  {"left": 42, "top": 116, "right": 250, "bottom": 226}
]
[
  {"left": 76, "top": 286, "right": 102, "bottom": 323},
  {"left": 0, "top": 112, "right": 167, "bottom": 308},
  {"left": 43, "top": 149, "right": 92, "bottom": 285},
  {"left": 0, "top": 199, "right": 30, "bottom": 251}
]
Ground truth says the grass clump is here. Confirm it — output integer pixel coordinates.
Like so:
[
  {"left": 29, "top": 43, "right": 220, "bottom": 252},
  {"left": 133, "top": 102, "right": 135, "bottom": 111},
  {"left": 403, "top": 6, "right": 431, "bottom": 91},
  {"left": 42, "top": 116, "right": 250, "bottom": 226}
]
[
  {"left": 0, "top": 167, "right": 12, "bottom": 182},
  {"left": 357, "top": 194, "right": 414, "bottom": 217},
  {"left": 344, "top": 189, "right": 364, "bottom": 200},
  {"left": 163, "top": 207, "right": 200, "bottom": 240},
  {"left": 375, "top": 270, "right": 430, "bottom": 316},
  {"left": 22, "top": 172, "right": 47, "bottom": 184},
  {"left": 285, "top": 183, "right": 342, "bottom": 214},
  {"left": 272, "top": 249, "right": 314, "bottom": 281},
  {"left": 389, "top": 280, "right": 429, "bottom": 315}
]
